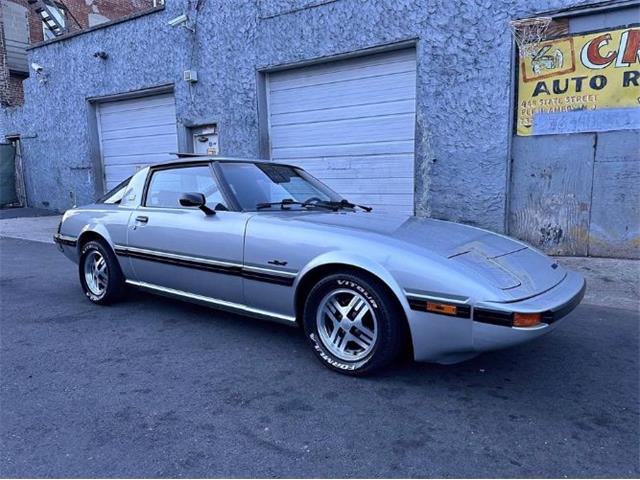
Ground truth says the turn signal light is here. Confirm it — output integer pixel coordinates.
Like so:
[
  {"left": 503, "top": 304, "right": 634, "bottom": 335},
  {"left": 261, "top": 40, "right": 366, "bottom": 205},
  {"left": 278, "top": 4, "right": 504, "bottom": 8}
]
[
  {"left": 426, "top": 302, "right": 458, "bottom": 316},
  {"left": 513, "top": 312, "right": 541, "bottom": 327}
]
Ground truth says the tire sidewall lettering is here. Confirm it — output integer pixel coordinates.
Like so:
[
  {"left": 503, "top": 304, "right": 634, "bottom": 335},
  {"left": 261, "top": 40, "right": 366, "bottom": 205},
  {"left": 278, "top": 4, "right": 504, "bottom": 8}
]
[
  {"left": 309, "top": 333, "right": 367, "bottom": 371},
  {"left": 335, "top": 279, "right": 379, "bottom": 309}
]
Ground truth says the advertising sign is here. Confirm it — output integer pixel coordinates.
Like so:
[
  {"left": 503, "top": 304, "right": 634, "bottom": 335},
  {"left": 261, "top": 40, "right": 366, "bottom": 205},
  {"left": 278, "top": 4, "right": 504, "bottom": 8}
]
[{"left": 517, "top": 26, "right": 639, "bottom": 135}]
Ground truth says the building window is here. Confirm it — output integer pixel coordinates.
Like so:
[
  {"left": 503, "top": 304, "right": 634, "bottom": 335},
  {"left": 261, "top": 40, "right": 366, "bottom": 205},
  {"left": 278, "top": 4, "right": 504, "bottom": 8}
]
[{"left": 42, "top": 3, "right": 66, "bottom": 40}]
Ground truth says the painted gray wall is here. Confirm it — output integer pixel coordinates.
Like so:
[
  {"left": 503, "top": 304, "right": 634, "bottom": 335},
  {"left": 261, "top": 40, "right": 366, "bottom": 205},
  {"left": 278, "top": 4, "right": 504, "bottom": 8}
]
[
  {"left": 590, "top": 130, "right": 639, "bottom": 258},
  {"left": 1, "top": 0, "right": 624, "bottom": 236}
]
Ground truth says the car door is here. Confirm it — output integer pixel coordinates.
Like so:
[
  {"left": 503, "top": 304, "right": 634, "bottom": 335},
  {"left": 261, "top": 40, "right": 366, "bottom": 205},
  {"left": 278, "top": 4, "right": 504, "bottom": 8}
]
[{"left": 124, "top": 163, "right": 249, "bottom": 305}]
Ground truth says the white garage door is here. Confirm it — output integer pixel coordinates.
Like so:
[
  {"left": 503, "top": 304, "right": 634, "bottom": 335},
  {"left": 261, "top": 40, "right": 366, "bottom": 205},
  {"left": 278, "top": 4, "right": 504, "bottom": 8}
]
[
  {"left": 267, "top": 48, "right": 417, "bottom": 215},
  {"left": 97, "top": 93, "right": 178, "bottom": 191}
]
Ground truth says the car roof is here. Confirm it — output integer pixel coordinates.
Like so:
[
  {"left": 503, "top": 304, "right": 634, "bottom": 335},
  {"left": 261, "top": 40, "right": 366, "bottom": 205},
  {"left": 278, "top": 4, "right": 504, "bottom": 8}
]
[{"left": 150, "top": 155, "right": 297, "bottom": 169}]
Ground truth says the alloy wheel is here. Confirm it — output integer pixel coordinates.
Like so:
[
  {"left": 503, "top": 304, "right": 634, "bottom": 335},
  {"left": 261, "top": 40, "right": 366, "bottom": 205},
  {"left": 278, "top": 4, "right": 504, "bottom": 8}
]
[
  {"left": 83, "top": 250, "right": 108, "bottom": 296},
  {"left": 316, "top": 288, "right": 378, "bottom": 361}
]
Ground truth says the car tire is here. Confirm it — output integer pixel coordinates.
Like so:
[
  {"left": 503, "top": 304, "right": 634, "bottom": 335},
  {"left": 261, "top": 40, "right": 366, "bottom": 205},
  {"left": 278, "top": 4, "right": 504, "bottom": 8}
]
[
  {"left": 78, "top": 240, "right": 126, "bottom": 305},
  {"left": 303, "top": 271, "right": 404, "bottom": 376}
]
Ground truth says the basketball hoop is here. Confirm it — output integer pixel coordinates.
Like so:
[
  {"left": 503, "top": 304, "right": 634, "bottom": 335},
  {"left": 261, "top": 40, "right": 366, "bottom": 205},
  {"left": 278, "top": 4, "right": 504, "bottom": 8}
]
[{"left": 509, "top": 17, "right": 553, "bottom": 59}]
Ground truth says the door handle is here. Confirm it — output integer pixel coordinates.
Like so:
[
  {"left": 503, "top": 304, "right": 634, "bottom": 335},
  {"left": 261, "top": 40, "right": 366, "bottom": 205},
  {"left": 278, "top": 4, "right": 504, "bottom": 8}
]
[{"left": 135, "top": 215, "right": 149, "bottom": 224}]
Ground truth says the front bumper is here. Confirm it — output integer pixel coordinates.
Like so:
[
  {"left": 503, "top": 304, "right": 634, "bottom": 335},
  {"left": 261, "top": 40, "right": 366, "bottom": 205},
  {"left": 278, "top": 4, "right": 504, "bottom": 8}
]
[
  {"left": 53, "top": 233, "right": 77, "bottom": 248},
  {"left": 53, "top": 233, "right": 79, "bottom": 262},
  {"left": 407, "top": 271, "right": 586, "bottom": 364},
  {"left": 471, "top": 271, "right": 585, "bottom": 353}
]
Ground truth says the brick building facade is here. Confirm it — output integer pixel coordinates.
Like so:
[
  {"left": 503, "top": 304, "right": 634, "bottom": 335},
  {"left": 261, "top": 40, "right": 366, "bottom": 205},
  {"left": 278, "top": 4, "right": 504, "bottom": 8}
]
[{"left": 1, "top": 0, "right": 154, "bottom": 106}]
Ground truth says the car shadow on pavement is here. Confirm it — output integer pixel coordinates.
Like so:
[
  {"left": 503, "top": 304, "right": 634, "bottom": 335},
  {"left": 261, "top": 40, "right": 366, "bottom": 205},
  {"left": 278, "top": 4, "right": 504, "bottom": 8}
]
[{"left": 119, "top": 288, "right": 629, "bottom": 397}]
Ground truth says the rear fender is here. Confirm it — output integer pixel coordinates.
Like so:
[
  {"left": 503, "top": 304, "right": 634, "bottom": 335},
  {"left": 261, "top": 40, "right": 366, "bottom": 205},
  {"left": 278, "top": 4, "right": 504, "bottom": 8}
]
[{"left": 77, "top": 223, "right": 116, "bottom": 252}]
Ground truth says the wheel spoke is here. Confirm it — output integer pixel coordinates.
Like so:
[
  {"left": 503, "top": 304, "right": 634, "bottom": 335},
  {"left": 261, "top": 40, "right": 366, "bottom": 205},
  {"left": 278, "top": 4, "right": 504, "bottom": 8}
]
[
  {"left": 328, "top": 325, "right": 341, "bottom": 345},
  {"left": 352, "top": 302, "right": 369, "bottom": 323},
  {"left": 324, "top": 307, "right": 340, "bottom": 329},
  {"left": 328, "top": 298, "right": 343, "bottom": 316},
  {"left": 354, "top": 323, "right": 375, "bottom": 340},
  {"left": 349, "top": 332, "right": 373, "bottom": 350},
  {"left": 343, "top": 295, "right": 360, "bottom": 314},
  {"left": 334, "top": 331, "right": 348, "bottom": 352}
]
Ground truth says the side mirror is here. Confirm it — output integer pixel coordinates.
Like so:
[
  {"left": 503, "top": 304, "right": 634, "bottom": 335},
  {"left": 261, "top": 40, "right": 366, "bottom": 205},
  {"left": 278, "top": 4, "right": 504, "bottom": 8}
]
[{"left": 180, "top": 192, "right": 215, "bottom": 215}]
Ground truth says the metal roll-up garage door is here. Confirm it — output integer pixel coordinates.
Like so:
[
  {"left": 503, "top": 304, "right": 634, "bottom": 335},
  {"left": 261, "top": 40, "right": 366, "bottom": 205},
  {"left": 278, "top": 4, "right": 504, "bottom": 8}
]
[
  {"left": 267, "top": 48, "right": 417, "bottom": 215},
  {"left": 97, "top": 93, "right": 178, "bottom": 191}
]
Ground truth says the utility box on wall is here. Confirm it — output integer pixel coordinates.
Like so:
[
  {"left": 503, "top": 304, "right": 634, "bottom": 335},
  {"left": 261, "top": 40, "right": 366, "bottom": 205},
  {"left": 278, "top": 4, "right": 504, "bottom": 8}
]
[{"left": 190, "top": 125, "right": 219, "bottom": 156}]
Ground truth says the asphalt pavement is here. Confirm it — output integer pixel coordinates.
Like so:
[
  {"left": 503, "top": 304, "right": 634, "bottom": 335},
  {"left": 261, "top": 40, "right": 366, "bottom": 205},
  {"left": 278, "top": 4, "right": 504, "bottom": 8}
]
[{"left": 0, "top": 237, "right": 638, "bottom": 478}]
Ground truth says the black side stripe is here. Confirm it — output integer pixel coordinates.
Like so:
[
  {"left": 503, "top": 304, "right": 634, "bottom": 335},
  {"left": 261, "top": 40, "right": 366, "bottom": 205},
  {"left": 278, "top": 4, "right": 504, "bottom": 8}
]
[
  {"left": 241, "top": 270, "right": 295, "bottom": 286},
  {"left": 53, "top": 234, "right": 77, "bottom": 247},
  {"left": 115, "top": 248, "right": 295, "bottom": 286}
]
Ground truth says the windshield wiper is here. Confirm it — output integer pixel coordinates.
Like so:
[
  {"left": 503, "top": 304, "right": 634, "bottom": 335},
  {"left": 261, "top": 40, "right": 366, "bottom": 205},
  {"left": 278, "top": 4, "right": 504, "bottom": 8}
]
[
  {"left": 256, "top": 199, "right": 334, "bottom": 210},
  {"left": 319, "top": 199, "right": 373, "bottom": 212}
]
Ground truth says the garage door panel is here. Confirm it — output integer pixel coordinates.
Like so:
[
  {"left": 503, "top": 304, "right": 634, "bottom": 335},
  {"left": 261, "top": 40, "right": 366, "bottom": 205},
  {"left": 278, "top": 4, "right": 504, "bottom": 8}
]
[
  {"left": 100, "top": 123, "right": 178, "bottom": 141},
  {"left": 306, "top": 169, "right": 413, "bottom": 182},
  {"left": 347, "top": 194, "right": 414, "bottom": 215},
  {"left": 269, "top": 49, "right": 416, "bottom": 91},
  {"left": 272, "top": 140, "right": 415, "bottom": 159},
  {"left": 102, "top": 135, "right": 178, "bottom": 157},
  {"left": 295, "top": 154, "right": 414, "bottom": 177},
  {"left": 271, "top": 113, "right": 415, "bottom": 148},
  {"left": 99, "top": 111, "right": 177, "bottom": 132},
  {"left": 98, "top": 94, "right": 175, "bottom": 114},
  {"left": 344, "top": 193, "right": 413, "bottom": 204},
  {"left": 270, "top": 63, "right": 416, "bottom": 93},
  {"left": 271, "top": 99, "right": 415, "bottom": 127},
  {"left": 103, "top": 153, "right": 175, "bottom": 173},
  {"left": 100, "top": 152, "right": 175, "bottom": 167},
  {"left": 269, "top": 70, "right": 416, "bottom": 102},
  {"left": 98, "top": 93, "right": 178, "bottom": 190},
  {"left": 322, "top": 177, "right": 413, "bottom": 194},
  {"left": 269, "top": 73, "right": 416, "bottom": 113},
  {"left": 104, "top": 164, "right": 146, "bottom": 190},
  {"left": 269, "top": 49, "right": 416, "bottom": 215}
]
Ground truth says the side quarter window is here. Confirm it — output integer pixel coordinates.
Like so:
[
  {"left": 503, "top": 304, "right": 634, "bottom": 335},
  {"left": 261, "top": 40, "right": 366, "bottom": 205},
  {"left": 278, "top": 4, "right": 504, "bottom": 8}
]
[
  {"left": 98, "top": 177, "right": 131, "bottom": 204},
  {"left": 145, "top": 165, "right": 227, "bottom": 209}
]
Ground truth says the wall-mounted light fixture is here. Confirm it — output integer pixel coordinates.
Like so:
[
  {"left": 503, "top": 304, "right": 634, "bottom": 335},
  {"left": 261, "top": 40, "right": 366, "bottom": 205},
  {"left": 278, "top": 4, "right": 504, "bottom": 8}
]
[{"left": 30, "top": 62, "right": 48, "bottom": 84}]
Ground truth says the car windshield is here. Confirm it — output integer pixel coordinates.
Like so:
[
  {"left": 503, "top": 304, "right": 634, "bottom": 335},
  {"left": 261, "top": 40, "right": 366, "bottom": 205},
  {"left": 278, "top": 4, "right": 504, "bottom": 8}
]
[{"left": 218, "top": 162, "right": 342, "bottom": 211}]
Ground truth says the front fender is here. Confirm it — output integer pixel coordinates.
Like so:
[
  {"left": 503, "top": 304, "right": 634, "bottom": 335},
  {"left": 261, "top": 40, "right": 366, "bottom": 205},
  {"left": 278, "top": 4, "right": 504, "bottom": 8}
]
[{"left": 294, "top": 250, "right": 413, "bottom": 320}]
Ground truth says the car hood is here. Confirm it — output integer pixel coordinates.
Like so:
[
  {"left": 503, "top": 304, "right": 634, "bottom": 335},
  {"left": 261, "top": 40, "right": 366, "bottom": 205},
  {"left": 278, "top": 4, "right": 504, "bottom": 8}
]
[{"left": 280, "top": 212, "right": 566, "bottom": 301}]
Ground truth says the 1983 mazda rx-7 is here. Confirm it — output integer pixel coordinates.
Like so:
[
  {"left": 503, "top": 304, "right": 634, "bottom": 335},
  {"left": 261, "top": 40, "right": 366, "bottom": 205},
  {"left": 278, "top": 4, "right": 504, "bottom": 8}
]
[{"left": 54, "top": 157, "right": 586, "bottom": 375}]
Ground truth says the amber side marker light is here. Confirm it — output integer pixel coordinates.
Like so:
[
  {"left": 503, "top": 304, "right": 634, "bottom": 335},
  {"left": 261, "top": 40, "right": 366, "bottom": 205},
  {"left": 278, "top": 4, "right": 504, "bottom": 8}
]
[
  {"left": 513, "top": 312, "right": 542, "bottom": 327},
  {"left": 426, "top": 302, "right": 458, "bottom": 316}
]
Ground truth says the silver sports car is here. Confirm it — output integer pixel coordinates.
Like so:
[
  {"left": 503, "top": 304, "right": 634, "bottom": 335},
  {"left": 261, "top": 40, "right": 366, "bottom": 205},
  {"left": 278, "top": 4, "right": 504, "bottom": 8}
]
[{"left": 54, "top": 157, "right": 586, "bottom": 375}]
